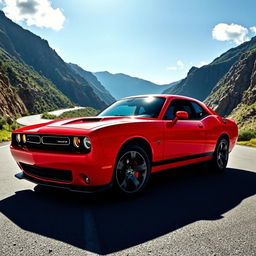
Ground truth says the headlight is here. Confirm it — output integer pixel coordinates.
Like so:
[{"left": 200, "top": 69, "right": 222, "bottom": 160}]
[
  {"left": 83, "top": 137, "right": 91, "bottom": 150},
  {"left": 22, "top": 134, "right": 26, "bottom": 143},
  {"left": 73, "top": 137, "right": 81, "bottom": 148},
  {"left": 16, "top": 134, "right": 21, "bottom": 143}
]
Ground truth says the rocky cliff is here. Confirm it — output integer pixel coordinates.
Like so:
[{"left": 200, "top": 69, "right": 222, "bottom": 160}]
[
  {"left": 0, "top": 72, "right": 27, "bottom": 118},
  {"left": 205, "top": 49, "right": 256, "bottom": 115},
  {"left": 205, "top": 49, "right": 256, "bottom": 131}
]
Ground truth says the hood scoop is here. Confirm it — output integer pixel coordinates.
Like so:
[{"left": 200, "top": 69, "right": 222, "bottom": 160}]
[
  {"left": 64, "top": 117, "right": 102, "bottom": 125},
  {"left": 46, "top": 116, "right": 133, "bottom": 129}
]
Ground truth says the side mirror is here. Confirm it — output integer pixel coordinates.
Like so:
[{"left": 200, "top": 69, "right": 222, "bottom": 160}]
[
  {"left": 176, "top": 111, "right": 189, "bottom": 120},
  {"left": 166, "top": 111, "right": 189, "bottom": 128}
]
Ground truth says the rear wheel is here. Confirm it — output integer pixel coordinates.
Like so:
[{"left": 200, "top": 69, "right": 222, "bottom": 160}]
[
  {"left": 210, "top": 137, "right": 229, "bottom": 172},
  {"left": 114, "top": 145, "right": 151, "bottom": 196}
]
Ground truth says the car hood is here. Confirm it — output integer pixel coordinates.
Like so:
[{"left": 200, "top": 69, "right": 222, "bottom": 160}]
[{"left": 19, "top": 116, "right": 153, "bottom": 135}]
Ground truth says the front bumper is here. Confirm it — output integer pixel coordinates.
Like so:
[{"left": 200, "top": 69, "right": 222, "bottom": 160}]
[
  {"left": 10, "top": 145, "right": 115, "bottom": 187},
  {"left": 15, "top": 172, "right": 112, "bottom": 193}
]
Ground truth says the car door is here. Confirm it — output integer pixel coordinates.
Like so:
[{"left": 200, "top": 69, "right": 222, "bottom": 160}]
[{"left": 163, "top": 99, "right": 206, "bottom": 160}]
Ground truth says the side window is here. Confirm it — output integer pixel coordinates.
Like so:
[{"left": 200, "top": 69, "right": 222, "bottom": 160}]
[
  {"left": 191, "top": 101, "right": 208, "bottom": 119},
  {"left": 164, "top": 105, "right": 175, "bottom": 120},
  {"left": 137, "top": 106, "right": 146, "bottom": 115},
  {"left": 164, "top": 99, "right": 195, "bottom": 120}
]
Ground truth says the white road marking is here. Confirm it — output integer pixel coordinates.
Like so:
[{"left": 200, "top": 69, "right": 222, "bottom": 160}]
[
  {"left": 0, "top": 144, "right": 10, "bottom": 149},
  {"left": 17, "top": 106, "right": 84, "bottom": 126}
]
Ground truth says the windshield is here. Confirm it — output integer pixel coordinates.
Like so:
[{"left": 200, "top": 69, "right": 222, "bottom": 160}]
[{"left": 98, "top": 96, "right": 166, "bottom": 118}]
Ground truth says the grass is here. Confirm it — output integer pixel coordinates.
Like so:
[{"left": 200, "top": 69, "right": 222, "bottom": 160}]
[
  {"left": 237, "top": 138, "right": 256, "bottom": 147},
  {"left": 0, "top": 116, "right": 20, "bottom": 143},
  {"left": 228, "top": 103, "right": 256, "bottom": 146},
  {"left": 229, "top": 103, "right": 256, "bottom": 130},
  {"left": 0, "top": 129, "right": 11, "bottom": 143}
]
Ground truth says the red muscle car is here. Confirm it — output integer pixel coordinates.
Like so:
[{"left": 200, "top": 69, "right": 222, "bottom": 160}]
[{"left": 11, "top": 95, "right": 238, "bottom": 195}]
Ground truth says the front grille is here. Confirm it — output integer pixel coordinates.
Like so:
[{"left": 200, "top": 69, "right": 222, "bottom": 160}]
[
  {"left": 42, "top": 136, "right": 70, "bottom": 146},
  {"left": 26, "top": 135, "right": 41, "bottom": 144},
  {"left": 20, "top": 163, "right": 72, "bottom": 182},
  {"left": 12, "top": 134, "right": 90, "bottom": 154}
]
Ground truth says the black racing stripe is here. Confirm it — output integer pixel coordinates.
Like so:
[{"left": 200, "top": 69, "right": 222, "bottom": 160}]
[{"left": 152, "top": 152, "right": 214, "bottom": 167}]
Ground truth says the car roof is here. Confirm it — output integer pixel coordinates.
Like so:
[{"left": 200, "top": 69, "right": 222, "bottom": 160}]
[{"left": 121, "top": 94, "right": 203, "bottom": 103}]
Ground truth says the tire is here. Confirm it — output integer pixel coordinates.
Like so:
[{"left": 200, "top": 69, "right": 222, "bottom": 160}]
[
  {"left": 210, "top": 137, "right": 229, "bottom": 172},
  {"left": 113, "top": 144, "right": 151, "bottom": 196}
]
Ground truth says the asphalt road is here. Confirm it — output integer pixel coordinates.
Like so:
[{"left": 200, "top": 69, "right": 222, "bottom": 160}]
[
  {"left": 16, "top": 107, "right": 84, "bottom": 126},
  {"left": 0, "top": 144, "right": 255, "bottom": 256}
]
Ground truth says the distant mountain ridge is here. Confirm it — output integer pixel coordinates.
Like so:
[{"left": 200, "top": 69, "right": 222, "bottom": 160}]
[
  {"left": 94, "top": 71, "right": 178, "bottom": 99},
  {"left": 164, "top": 36, "right": 256, "bottom": 101},
  {"left": 68, "top": 63, "right": 115, "bottom": 104}
]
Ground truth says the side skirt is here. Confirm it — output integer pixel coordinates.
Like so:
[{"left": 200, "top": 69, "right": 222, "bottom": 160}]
[{"left": 151, "top": 152, "right": 214, "bottom": 172}]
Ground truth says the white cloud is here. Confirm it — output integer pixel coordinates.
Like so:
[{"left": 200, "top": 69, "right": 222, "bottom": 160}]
[
  {"left": 196, "top": 61, "right": 209, "bottom": 68},
  {"left": 2, "top": 0, "right": 65, "bottom": 30},
  {"left": 176, "top": 60, "right": 184, "bottom": 68},
  {"left": 167, "top": 66, "right": 177, "bottom": 71},
  {"left": 167, "top": 60, "right": 184, "bottom": 71},
  {"left": 212, "top": 23, "right": 249, "bottom": 45},
  {"left": 250, "top": 26, "right": 256, "bottom": 35}
]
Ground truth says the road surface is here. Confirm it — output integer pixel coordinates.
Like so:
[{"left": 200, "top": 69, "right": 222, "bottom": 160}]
[
  {"left": 0, "top": 145, "right": 255, "bottom": 256},
  {"left": 16, "top": 107, "right": 84, "bottom": 126}
]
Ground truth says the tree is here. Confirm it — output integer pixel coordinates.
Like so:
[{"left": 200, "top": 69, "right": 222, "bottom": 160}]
[
  {"left": 6, "top": 117, "right": 13, "bottom": 131},
  {"left": 0, "top": 116, "right": 7, "bottom": 130}
]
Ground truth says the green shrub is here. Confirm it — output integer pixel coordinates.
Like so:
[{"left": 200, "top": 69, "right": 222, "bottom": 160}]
[
  {"left": 42, "top": 107, "right": 99, "bottom": 120},
  {"left": 0, "top": 129, "right": 11, "bottom": 142},
  {"left": 10, "top": 122, "right": 19, "bottom": 131},
  {"left": 59, "top": 107, "right": 99, "bottom": 119},
  {"left": 238, "top": 129, "right": 256, "bottom": 141},
  {"left": 41, "top": 112, "right": 57, "bottom": 119}
]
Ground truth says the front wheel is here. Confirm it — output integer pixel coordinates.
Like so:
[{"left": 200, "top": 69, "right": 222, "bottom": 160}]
[
  {"left": 210, "top": 137, "right": 229, "bottom": 172},
  {"left": 113, "top": 145, "right": 151, "bottom": 196}
]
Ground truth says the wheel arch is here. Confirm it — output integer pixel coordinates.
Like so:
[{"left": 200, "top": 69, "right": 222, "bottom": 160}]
[
  {"left": 216, "top": 133, "right": 230, "bottom": 151},
  {"left": 118, "top": 137, "right": 153, "bottom": 162}
]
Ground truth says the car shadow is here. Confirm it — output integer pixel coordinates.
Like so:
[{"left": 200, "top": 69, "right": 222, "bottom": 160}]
[{"left": 0, "top": 166, "right": 256, "bottom": 254}]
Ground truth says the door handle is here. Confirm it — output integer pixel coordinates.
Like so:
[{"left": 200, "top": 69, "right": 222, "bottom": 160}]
[{"left": 198, "top": 124, "right": 203, "bottom": 128}]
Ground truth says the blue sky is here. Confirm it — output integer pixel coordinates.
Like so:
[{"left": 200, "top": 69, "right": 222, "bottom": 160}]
[{"left": 1, "top": 0, "right": 256, "bottom": 84}]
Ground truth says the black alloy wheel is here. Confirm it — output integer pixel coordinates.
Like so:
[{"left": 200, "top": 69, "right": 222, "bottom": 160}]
[
  {"left": 211, "top": 137, "right": 229, "bottom": 172},
  {"left": 114, "top": 145, "right": 151, "bottom": 195}
]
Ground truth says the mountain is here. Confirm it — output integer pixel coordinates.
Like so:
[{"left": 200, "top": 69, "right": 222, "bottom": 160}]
[
  {"left": 0, "top": 47, "right": 73, "bottom": 118},
  {"left": 0, "top": 69, "right": 27, "bottom": 118},
  {"left": 94, "top": 71, "right": 176, "bottom": 99},
  {"left": 205, "top": 48, "right": 256, "bottom": 132},
  {"left": 164, "top": 36, "right": 256, "bottom": 101},
  {"left": 68, "top": 63, "right": 115, "bottom": 104},
  {"left": 0, "top": 10, "right": 107, "bottom": 112}
]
